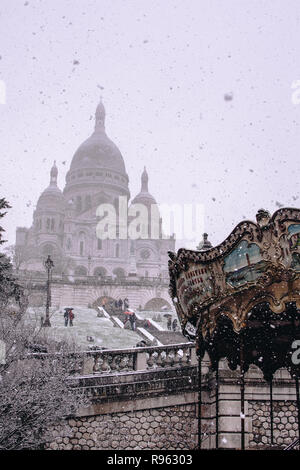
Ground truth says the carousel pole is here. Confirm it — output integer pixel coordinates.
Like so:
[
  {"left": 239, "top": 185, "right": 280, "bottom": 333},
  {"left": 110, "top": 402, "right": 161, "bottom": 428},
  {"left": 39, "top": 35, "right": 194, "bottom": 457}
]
[
  {"left": 240, "top": 339, "right": 245, "bottom": 450},
  {"left": 269, "top": 375, "right": 274, "bottom": 446},
  {"left": 198, "top": 354, "right": 202, "bottom": 450},
  {"left": 215, "top": 361, "right": 219, "bottom": 449},
  {"left": 295, "top": 375, "right": 300, "bottom": 448}
]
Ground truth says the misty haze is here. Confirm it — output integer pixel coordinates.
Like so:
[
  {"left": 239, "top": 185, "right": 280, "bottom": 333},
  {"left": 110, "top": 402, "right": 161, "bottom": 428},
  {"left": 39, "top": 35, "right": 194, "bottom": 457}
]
[{"left": 0, "top": 0, "right": 300, "bottom": 457}]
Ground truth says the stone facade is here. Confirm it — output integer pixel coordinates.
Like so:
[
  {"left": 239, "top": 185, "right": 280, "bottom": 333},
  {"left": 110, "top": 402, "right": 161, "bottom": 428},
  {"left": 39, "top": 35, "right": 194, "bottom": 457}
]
[
  {"left": 47, "top": 404, "right": 197, "bottom": 451},
  {"left": 23, "top": 275, "right": 173, "bottom": 311},
  {"left": 16, "top": 101, "right": 175, "bottom": 285}
]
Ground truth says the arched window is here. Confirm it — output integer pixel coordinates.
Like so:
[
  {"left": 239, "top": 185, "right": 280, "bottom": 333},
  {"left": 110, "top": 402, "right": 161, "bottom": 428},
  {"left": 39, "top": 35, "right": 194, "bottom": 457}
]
[
  {"left": 74, "top": 265, "right": 87, "bottom": 276},
  {"left": 51, "top": 218, "right": 55, "bottom": 231},
  {"left": 46, "top": 218, "right": 50, "bottom": 231},
  {"left": 79, "top": 232, "right": 85, "bottom": 256},
  {"left": 93, "top": 267, "right": 107, "bottom": 277},
  {"left": 41, "top": 243, "right": 57, "bottom": 259},
  {"left": 76, "top": 196, "right": 82, "bottom": 212},
  {"left": 113, "top": 268, "right": 126, "bottom": 279},
  {"left": 115, "top": 244, "right": 119, "bottom": 258},
  {"left": 85, "top": 195, "right": 92, "bottom": 210}
]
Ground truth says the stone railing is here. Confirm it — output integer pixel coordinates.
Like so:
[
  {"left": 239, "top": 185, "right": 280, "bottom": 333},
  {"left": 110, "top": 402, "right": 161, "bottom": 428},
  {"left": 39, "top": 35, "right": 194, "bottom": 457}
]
[
  {"left": 85, "top": 342, "right": 196, "bottom": 375},
  {"left": 15, "top": 272, "right": 170, "bottom": 288},
  {"left": 28, "top": 342, "right": 197, "bottom": 376}
]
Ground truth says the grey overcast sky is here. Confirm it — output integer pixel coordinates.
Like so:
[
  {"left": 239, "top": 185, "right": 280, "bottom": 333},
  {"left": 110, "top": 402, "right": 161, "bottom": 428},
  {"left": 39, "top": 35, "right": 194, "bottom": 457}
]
[{"left": 0, "top": 0, "right": 300, "bottom": 249}]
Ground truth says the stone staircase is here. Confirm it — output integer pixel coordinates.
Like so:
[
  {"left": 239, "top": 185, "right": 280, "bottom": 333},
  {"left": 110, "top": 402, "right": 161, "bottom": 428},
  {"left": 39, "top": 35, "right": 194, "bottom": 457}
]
[
  {"left": 152, "top": 331, "right": 189, "bottom": 345},
  {"left": 95, "top": 305, "right": 187, "bottom": 346}
]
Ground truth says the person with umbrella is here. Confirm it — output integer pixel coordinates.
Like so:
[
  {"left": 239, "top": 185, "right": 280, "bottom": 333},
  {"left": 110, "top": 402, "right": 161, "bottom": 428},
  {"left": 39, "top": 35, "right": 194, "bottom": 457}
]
[
  {"left": 129, "top": 311, "right": 137, "bottom": 331},
  {"left": 68, "top": 308, "right": 75, "bottom": 327},
  {"left": 124, "top": 309, "right": 136, "bottom": 331},
  {"left": 64, "top": 308, "right": 69, "bottom": 327}
]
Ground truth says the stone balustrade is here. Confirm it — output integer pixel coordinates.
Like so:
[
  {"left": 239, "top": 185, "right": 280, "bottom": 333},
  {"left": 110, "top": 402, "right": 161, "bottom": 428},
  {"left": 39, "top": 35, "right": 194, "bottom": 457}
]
[
  {"left": 15, "top": 271, "right": 170, "bottom": 287},
  {"left": 27, "top": 342, "right": 197, "bottom": 376},
  {"left": 87, "top": 342, "right": 196, "bottom": 375}
]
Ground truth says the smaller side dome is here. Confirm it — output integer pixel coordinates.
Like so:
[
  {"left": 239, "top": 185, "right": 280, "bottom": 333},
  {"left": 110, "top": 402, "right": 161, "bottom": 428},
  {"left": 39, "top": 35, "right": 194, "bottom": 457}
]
[
  {"left": 36, "top": 162, "right": 65, "bottom": 211},
  {"left": 130, "top": 167, "right": 161, "bottom": 238},
  {"left": 131, "top": 167, "right": 157, "bottom": 206}
]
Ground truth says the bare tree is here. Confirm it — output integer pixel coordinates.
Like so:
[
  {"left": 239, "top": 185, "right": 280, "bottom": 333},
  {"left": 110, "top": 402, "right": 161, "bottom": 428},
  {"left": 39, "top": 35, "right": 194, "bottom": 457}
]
[
  {"left": 0, "top": 199, "right": 89, "bottom": 449},
  {"left": 5, "top": 244, "right": 38, "bottom": 273}
]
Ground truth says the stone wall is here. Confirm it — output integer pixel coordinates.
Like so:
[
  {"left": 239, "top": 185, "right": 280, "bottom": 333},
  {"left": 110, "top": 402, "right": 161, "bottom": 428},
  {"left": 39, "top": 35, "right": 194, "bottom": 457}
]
[
  {"left": 21, "top": 277, "right": 174, "bottom": 312},
  {"left": 41, "top": 349, "right": 300, "bottom": 450},
  {"left": 47, "top": 404, "right": 198, "bottom": 450},
  {"left": 249, "top": 400, "right": 298, "bottom": 448}
]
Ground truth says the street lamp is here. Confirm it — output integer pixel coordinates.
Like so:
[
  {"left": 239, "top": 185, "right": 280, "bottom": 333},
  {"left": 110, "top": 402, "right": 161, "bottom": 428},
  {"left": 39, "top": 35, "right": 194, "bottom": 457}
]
[
  {"left": 43, "top": 255, "right": 54, "bottom": 327},
  {"left": 88, "top": 255, "right": 91, "bottom": 277}
]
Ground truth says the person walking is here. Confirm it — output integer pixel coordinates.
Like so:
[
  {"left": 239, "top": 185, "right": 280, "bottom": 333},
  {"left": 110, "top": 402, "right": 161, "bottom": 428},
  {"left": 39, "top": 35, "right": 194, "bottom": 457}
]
[
  {"left": 172, "top": 318, "right": 178, "bottom": 332},
  {"left": 167, "top": 317, "right": 172, "bottom": 331},
  {"left": 129, "top": 311, "right": 136, "bottom": 331},
  {"left": 69, "top": 308, "right": 75, "bottom": 327},
  {"left": 64, "top": 308, "right": 69, "bottom": 327}
]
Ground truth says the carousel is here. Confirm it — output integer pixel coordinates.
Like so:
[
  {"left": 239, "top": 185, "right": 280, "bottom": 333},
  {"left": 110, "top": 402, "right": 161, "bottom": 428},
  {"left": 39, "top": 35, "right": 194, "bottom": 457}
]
[{"left": 168, "top": 208, "right": 300, "bottom": 449}]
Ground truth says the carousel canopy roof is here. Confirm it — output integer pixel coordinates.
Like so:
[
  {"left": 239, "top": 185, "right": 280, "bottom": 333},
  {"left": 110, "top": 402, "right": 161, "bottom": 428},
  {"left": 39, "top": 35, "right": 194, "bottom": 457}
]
[{"left": 168, "top": 208, "right": 300, "bottom": 379}]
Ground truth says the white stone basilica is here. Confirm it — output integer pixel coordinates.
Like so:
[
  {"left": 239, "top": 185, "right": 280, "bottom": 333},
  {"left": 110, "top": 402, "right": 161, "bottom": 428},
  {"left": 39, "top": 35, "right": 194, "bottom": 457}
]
[{"left": 16, "top": 102, "right": 175, "bottom": 281}]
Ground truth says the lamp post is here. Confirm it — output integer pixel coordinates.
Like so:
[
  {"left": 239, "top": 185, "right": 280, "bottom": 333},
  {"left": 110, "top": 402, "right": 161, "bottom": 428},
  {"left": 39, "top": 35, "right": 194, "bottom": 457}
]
[
  {"left": 43, "top": 255, "right": 54, "bottom": 327},
  {"left": 88, "top": 255, "right": 91, "bottom": 277}
]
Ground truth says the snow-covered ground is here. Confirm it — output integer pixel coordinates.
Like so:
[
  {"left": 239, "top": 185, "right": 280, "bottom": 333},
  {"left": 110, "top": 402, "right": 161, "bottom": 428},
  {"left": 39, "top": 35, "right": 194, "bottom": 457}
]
[{"left": 25, "top": 306, "right": 141, "bottom": 350}]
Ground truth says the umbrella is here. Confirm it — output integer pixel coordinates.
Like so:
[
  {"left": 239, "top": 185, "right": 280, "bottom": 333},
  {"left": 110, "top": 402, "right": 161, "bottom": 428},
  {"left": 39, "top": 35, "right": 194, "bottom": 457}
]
[{"left": 163, "top": 313, "right": 172, "bottom": 318}]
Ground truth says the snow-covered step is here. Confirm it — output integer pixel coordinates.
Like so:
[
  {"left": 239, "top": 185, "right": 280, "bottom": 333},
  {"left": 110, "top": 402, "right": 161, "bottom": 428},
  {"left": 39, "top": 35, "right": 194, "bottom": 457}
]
[
  {"left": 98, "top": 306, "right": 111, "bottom": 319},
  {"left": 148, "top": 318, "right": 165, "bottom": 332},
  {"left": 137, "top": 327, "right": 163, "bottom": 346},
  {"left": 111, "top": 316, "right": 125, "bottom": 329}
]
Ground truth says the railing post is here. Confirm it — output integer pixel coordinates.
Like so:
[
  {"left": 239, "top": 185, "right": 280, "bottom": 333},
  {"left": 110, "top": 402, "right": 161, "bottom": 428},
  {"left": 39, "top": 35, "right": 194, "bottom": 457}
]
[
  {"left": 190, "top": 346, "right": 198, "bottom": 366},
  {"left": 135, "top": 350, "right": 148, "bottom": 371},
  {"left": 82, "top": 354, "right": 95, "bottom": 375}
]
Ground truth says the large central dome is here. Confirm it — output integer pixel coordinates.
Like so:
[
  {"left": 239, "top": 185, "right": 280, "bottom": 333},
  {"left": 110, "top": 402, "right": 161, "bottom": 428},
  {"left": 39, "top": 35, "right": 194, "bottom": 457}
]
[
  {"left": 70, "top": 101, "right": 126, "bottom": 175},
  {"left": 64, "top": 101, "right": 130, "bottom": 199}
]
